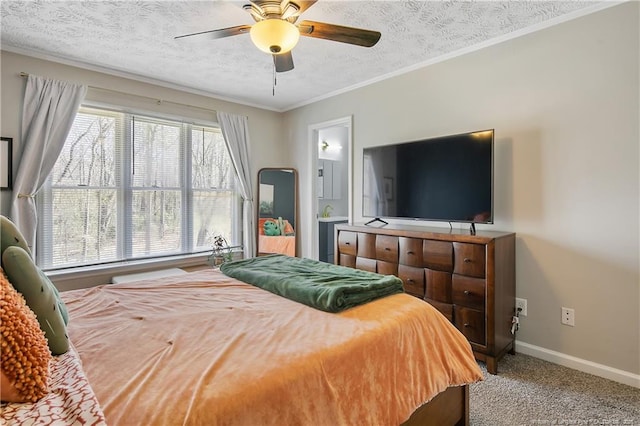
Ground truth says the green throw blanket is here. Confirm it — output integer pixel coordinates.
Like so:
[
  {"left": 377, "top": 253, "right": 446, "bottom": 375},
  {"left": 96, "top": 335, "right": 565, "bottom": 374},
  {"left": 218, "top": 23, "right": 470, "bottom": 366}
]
[{"left": 220, "top": 255, "right": 404, "bottom": 313}]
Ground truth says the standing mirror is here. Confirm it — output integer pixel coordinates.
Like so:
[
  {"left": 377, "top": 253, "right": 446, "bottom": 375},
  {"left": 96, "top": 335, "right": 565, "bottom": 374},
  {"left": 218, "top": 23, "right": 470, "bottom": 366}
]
[{"left": 257, "top": 168, "right": 297, "bottom": 257}]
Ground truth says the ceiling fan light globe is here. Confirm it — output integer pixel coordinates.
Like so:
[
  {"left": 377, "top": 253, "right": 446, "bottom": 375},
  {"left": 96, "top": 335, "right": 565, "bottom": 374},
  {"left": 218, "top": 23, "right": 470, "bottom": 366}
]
[{"left": 250, "top": 19, "right": 300, "bottom": 55}]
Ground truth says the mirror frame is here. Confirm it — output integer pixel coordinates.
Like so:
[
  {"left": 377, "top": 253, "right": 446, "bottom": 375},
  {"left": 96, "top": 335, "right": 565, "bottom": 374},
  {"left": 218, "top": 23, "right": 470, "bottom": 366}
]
[{"left": 256, "top": 168, "right": 298, "bottom": 257}]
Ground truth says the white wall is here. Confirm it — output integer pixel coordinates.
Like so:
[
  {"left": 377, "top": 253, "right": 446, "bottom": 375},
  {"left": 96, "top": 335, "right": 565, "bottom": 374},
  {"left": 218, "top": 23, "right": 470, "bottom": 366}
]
[{"left": 284, "top": 3, "right": 639, "bottom": 378}]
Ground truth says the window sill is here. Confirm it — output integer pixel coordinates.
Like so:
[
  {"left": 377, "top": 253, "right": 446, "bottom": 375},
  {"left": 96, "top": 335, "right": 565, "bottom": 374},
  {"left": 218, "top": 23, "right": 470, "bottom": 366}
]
[{"left": 47, "top": 253, "right": 211, "bottom": 292}]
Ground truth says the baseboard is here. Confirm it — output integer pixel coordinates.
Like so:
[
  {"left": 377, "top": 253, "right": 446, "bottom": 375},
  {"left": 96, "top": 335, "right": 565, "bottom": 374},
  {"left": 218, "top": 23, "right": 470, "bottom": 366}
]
[{"left": 515, "top": 341, "right": 640, "bottom": 389}]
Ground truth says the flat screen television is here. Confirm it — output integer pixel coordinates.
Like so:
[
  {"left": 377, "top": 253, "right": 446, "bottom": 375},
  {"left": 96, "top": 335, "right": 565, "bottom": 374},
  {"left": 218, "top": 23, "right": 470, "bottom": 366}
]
[{"left": 362, "top": 129, "right": 494, "bottom": 224}]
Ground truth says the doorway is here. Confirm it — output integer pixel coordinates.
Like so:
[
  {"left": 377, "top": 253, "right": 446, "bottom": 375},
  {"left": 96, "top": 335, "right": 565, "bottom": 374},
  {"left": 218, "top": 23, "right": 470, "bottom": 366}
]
[{"left": 306, "top": 116, "right": 352, "bottom": 260}]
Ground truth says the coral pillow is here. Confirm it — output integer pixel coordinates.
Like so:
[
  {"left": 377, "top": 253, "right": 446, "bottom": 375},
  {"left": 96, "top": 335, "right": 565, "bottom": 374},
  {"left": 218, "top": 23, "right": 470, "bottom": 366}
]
[
  {"left": 0, "top": 269, "right": 51, "bottom": 403},
  {"left": 2, "top": 246, "right": 69, "bottom": 355}
]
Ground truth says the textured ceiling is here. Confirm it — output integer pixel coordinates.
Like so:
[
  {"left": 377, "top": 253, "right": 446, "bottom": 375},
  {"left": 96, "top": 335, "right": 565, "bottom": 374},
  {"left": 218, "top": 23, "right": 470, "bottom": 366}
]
[{"left": 1, "top": 1, "right": 607, "bottom": 111}]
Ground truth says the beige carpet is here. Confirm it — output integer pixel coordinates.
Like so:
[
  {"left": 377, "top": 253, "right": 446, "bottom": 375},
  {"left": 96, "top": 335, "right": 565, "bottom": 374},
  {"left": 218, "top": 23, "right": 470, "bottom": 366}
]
[{"left": 470, "top": 353, "right": 640, "bottom": 425}]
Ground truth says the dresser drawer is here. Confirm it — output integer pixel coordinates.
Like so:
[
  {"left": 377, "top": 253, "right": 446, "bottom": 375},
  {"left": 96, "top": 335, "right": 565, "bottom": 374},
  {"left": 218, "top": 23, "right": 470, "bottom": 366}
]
[
  {"left": 339, "top": 254, "right": 355, "bottom": 268},
  {"left": 425, "top": 298, "right": 453, "bottom": 322},
  {"left": 452, "top": 275, "right": 486, "bottom": 311},
  {"left": 453, "top": 242, "right": 485, "bottom": 278},
  {"left": 376, "top": 235, "right": 398, "bottom": 263},
  {"left": 399, "top": 237, "right": 423, "bottom": 267},
  {"left": 398, "top": 265, "right": 425, "bottom": 298},
  {"left": 454, "top": 306, "right": 486, "bottom": 345},
  {"left": 377, "top": 260, "right": 398, "bottom": 276},
  {"left": 355, "top": 257, "right": 377, "bottom": 272},
  {"left": 425, "top": 268, "right": 452, "bottom": 304},
  {"left": 337, "top": 231, "right": 357, "bottom": 256},
  {"left": 423, "top": 240, "right": 453, "bottom": 272},
  {"left": 357, "top": 233, "right": 376, "bottom": 258}
]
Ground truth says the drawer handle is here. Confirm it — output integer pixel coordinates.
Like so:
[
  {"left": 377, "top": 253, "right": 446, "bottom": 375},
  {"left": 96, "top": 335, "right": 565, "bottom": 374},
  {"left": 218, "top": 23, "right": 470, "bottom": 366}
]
[
  {"left": 464, "top": 258, "right": 472, "bottom": 263},
  {"left": 384, "top": 247, "right": 390, "bottom": 251},
  {"left": 464, "top": 290, "right": 471, "bottom": 296},
  {"left": 407, "top": 250, "right": 414, "bottom": 255},
  {"left": 345, "top": 242, "right": 351, "bottom": 245},
  {"left": 407, "top": 279, "right": 414, "bottom": 283},
  {"left": 464, "top": 323, "right": 470, "bottom": 328}
]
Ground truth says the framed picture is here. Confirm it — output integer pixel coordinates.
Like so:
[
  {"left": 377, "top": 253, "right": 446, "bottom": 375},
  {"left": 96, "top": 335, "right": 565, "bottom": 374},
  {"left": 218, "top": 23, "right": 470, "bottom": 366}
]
[
  {"left": 384, "top": 177, "right": 393, "bottom": 201},
  {"left": 0, "top": 137, "right": 12, "bottom": 190}
]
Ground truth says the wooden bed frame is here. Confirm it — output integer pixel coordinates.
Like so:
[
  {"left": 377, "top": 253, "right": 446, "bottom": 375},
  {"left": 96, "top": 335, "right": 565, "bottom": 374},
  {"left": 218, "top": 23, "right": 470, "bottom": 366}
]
[{"left": 403, "top": 385, "right": 469, "bottom": 426}]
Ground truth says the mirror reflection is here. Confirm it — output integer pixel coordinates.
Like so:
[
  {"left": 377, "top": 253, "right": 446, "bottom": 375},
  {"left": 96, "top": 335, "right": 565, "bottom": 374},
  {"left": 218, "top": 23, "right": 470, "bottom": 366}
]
[{"left": 257, "top": 168, "right": 297, "bottom": 257}]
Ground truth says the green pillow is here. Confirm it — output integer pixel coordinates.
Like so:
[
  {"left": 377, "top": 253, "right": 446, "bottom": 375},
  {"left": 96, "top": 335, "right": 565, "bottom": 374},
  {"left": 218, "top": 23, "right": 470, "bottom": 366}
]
[
  {"left": 0, "top": 215, "right": 68, "bottom": 325},
  {"left": 2, "top": 244, "right": 70, "bottom": 326},
  {"left": 0, "top": 215, "right": 32, "bottom": 266},
  {"left": 2, "top": 246, "right": 69, "bottom": 355},
  {"left": 48, "top": 273, "right": 69, "bottom": 325},
  {"left": 263, "top": 220, "right": 280, "bottom": 236}
]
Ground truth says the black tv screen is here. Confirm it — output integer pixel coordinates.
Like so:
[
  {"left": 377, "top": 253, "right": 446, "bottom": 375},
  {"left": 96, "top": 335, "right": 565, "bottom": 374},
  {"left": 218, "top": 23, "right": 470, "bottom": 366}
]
[{"left": 362, "top": 129, "right": 494, "bottom": 224}]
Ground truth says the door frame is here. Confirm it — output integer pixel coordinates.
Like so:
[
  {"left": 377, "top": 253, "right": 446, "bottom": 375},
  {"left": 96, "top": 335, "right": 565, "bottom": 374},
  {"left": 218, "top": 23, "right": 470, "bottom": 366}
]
[{"left": 306, "top": 116, "right": 353, "bottom": 260}]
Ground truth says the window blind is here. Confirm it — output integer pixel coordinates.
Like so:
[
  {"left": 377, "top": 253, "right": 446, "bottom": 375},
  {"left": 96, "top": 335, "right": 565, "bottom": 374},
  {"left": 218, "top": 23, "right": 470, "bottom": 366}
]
[{"left": 38, "top": 107, "right": 240, "bottom": 270}]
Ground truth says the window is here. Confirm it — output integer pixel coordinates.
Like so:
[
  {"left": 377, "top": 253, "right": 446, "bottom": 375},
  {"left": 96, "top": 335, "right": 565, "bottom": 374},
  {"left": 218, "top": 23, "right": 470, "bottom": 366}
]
[{"left": 38, "top": 107, "right": 241, "bottom": 269}]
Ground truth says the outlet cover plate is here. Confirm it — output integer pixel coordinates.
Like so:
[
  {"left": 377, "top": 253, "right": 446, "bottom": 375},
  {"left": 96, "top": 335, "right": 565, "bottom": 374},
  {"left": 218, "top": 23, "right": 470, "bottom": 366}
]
[
  {"left": 516, "top": 297, "right": 527, "bottom": 316},
  {"left": 561, "top": 307, "right": 575, "bottom": 326}
]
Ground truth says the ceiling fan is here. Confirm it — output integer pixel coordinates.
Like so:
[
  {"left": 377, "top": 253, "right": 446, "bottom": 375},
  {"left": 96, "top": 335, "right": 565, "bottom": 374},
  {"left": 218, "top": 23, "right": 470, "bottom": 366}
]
[{"left": 175, "top": 0, "right": 381, "bottom": 73}]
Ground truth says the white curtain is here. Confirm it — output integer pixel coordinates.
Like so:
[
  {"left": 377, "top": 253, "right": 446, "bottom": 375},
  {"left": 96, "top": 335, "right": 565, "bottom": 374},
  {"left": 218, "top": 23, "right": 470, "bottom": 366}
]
[
  {"left": 217, "top": 111, "right": 255, "bottom": 258},
  {"left": 11, "top": 75, "right": 87, "bottom": 254}
]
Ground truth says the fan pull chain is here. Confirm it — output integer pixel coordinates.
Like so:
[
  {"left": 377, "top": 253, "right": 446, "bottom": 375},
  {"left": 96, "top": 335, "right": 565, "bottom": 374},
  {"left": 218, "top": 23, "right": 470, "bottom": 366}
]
[
  {"left": 272, "top": 59, "right": 277, "bottom": 96},
  {"left": 202, "top": 128, "right": 205, "bottom": 166}
]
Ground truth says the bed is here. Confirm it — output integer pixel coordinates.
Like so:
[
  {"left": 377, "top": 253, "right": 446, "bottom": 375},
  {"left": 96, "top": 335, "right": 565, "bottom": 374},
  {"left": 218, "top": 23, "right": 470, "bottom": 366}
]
[
  {"left": 258, "top": 217, "right": 296, "bottom": 256},
  {"left": 2, "top": 258, "right": 482, "bottom": 425},
  {"left": 258, "top": 234, "right": 296, "bottom": 256}
]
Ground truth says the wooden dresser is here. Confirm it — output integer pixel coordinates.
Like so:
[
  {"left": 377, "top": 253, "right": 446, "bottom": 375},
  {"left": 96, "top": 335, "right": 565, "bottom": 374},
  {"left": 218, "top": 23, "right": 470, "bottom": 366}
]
[{"left": 334, "top": 223, "right": 516, "bottom": 374}]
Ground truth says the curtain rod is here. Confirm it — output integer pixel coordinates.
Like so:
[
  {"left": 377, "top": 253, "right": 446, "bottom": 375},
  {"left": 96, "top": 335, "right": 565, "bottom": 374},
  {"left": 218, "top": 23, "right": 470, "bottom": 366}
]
[{"left": 19, "top": 71, "right": 218, "bottom": 115}]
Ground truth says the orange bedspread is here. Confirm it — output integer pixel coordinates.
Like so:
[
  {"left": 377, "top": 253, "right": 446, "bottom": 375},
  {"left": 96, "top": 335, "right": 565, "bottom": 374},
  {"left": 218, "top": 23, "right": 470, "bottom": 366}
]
[
  {"left": 258, "top": 234, "right": 296, "bottom": 256},
  {"left": 62, "top": 269, "right": 482, "bottom": 425}
]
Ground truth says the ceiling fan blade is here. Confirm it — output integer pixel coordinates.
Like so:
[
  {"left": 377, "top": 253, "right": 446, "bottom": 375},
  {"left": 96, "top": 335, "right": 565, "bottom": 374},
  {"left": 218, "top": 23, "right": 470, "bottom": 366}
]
[
  {"left": 174, "top": 25, "right": 252, "bottom": 40},
  {"left": 274, "top": 52, "right": 294, "bottom": 72},
  {"left": 294, "top": 1, "right": 318, "bottom": 16},
  {"left": 298, "top": 20, "right": 381, "bottom": 47}
]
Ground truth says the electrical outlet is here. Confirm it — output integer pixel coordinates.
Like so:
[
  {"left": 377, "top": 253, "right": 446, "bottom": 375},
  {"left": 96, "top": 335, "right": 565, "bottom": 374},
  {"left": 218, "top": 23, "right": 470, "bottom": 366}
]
[
  {"left": 561, "top": 307, "right": 575, "bottom": 326},
  {"left": 515, "top": 298, "right": 527, "bottom": 316}
]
